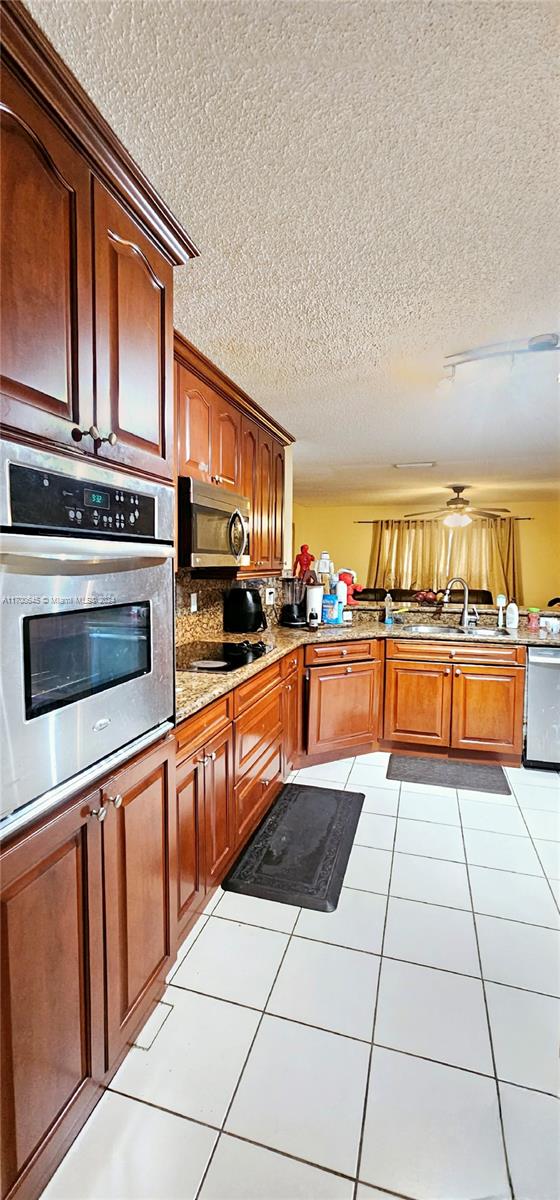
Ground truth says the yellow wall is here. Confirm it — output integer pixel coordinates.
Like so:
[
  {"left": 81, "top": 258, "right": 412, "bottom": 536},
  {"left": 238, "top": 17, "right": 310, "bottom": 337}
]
[{"left": 293, "top": 497, "right": 560, "bottom": 608}]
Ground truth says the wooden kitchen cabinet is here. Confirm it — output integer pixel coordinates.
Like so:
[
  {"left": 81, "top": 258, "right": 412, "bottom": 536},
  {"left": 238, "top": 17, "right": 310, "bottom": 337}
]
[
  {"left": 0, "top": 63, "right": 94, "bottom": 451},
  {"left": 271, "top": 439, "right": 285, "bottom": 571},
  {"left": 234, "top": 736, "right": 283, "bottom": 844},
  {"left": 175, "top": 362, "right": 213, "bottom": 481},
  {"left": 240, "top": 416, "right": 260, "bottom": 569},
  {"left": 307, "top": 658, "right": 383, "bottom": 757},
  {"left": 210, "top": 394, "right": 241, "bottom": 489},
  {"left": 283, "top": 669, "right": 301, "bottom": 773},
  {"left": 174, "top": 750, "right": 206, "bottom": 942},
  {"left": 384, "top": 659, "right": 453, "bottom": 747},
  {"left": 93, "top": 181, "right": 174, "bottom": 481},
  {"left": 101, "top": 739, "right": 177, "bottom": 1067},
  {"left": 256, "top": 428, "right": 274, "bottom": 571},
  {"left": 0, "top": 787, "right": 104, "bottom": 1200},
  {"left": 451, "top": 664, "right": 525, "bottom": 755},
  {"left": 203, "top": 724, "right": 236, "bottom": 887}
]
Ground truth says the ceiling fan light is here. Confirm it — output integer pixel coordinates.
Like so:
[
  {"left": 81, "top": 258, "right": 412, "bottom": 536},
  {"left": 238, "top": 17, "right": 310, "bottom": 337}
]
[{"left": 443, "top": 512, "right": 472, "bottom": 528}]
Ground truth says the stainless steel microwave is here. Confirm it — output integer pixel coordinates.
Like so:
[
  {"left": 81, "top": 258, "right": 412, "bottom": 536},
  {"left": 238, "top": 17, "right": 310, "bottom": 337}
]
[{"left": 178, "top": 478, "right": 250, "bottom": 569}]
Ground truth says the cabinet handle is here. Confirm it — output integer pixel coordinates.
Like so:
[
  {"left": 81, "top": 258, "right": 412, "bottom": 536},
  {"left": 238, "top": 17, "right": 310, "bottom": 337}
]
[
  {"left": 196, "top": 754, "right": 210, "bottom": 766},
  {"left": 346, "top": 666, "right": 352, "bottom": 674},
  {"left": 449, "top": 650, "right": 456, "bottom": 658},
  {"left": 341, "top": 648, "right": 348, "bottom": 656},
  {"left": 72, "top": 424, "right": 98, "bottom": 444},
  {"left": 444, "top": 668, "right": 451, "bottom": 676},
  {"left": 71, "top": 425, "right": 117, "bottom": 447},
  {"left": 285, "top": 683, "right": 292, "bottom": 692},
  {"left": 209, "top": 751, "right": 217, "bottom": 761},
  {"left": 199, "top": 462, "right": 209, "bottom": 471},
  {"left": 455, "top": 669, "right": 461, "bottom": 676},
  {"left": 211, "top": 474, "right": 222, "bottom": 484},
  {"left": 90, "top": 804, "right": 107, "bottom": 822},
  {"left": 107, "top": 793, "right": 123, "bottom": 808}
]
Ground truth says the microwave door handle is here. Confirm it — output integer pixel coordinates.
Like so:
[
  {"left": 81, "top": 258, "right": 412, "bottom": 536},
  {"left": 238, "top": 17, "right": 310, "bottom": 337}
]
[
  {"left": 0, "top": 533, "right": 175, "bottom": 567},
  {"left": 228, "top": 510, "right": 247, "bottom": 562}
]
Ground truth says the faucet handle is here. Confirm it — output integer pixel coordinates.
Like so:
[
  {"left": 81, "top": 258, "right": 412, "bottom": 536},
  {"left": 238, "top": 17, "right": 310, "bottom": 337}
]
[{"left": 468, "top": 605, "right": 479, "bottom": 625}]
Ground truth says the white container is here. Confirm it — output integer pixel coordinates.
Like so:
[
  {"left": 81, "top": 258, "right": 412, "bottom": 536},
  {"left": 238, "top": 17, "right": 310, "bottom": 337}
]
[
  {"left": 306, "top": 584, "right": 324, "bottom": 622},
  {"left": 506, "top": 601, "right": 519, "bottom": 630},
  {"left": 336, "top": 578, "right": 348, "bottom": 606}
]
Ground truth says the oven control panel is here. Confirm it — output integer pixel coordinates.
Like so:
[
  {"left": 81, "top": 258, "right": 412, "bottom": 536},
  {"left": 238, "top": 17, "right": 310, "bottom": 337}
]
[{"left": 8, "top": 464, "right": 156, "bottom": 538}]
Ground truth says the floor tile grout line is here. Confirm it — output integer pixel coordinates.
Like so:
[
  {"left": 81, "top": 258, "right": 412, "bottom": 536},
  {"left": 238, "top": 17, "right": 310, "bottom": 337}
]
[
  {"left": 456, "top": 793, "right": 515, "bottom": 1199},
  {"left": 513, "top": 801, "right": 560, "bottom": 916},
  {"left": 343, "top": 882, "right": 560, "bottom": 930},
  {"left": 352, "top": 780, "right": 401, "bottom": 1200},
  {"left": 192, "top": 883, "right": 313, "bottom": 1200}
]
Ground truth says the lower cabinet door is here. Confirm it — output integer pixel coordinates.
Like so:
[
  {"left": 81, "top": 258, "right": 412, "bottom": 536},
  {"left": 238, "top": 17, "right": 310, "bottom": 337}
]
[
  {"left": 0, "top": 790, "right": 105, "bottom": 1200},
  {"left": 451, "top": 664, "right": 525, "bottom": 754},
  {"left": 234, "top": 737, "right": 283, "bottom": 845},
  {"left": 102, "top": 739, "right": 177, "bottom": 1068},
  {"left": 204, "top": 724, "right": 235, "bottom": 887},
  {"left": 175, "top": 750, "right": 206, "bottom": 944},
  {"left": 384, "top": 659, "right": 453, "bottom": 746},
  {"left": 283, "top": 670, "right": 300, "bottom": 774},
  {"left": 307, "top": 659, "right": 382, "bottom": 756}
]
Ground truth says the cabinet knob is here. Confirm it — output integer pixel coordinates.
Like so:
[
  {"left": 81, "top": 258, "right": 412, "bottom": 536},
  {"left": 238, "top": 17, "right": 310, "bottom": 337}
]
[
  {"left": 444, "top": 668, "right": 451, "bottom": 676},
  {"left": 209, "top": 751, "right": 217, "bottom": 761},
  {"left": 90, "top": 804, "right": 107, "bottom": 822},
  {"left": 196, "top": 754, "right": 210, "bottom": 766},
  {"left": 449, "top": 650, "right": 456, "bottom": 658},
  {"left": 199, "top": 462, "right": 209, "bottom": 472},
  {"left": 103, "top": 431, "right": 118, "bottom": 447},
  {"left": 285, "top": 683, "right": 292, "bottom": 692},
  {"left": 341, "top": 648, "right": 348, "bottom": 656},
  {"left": 345, "top": 666, "right": 352, "bottom": 674},
  {"left": 107, "top": 793, "right": 123, "bottom": 808},
  {"left": 455, "top": 669, "right": 461, "bottom": 676},
  {"left": 72, "top": 424, "right": 99, "bottom": 444}
]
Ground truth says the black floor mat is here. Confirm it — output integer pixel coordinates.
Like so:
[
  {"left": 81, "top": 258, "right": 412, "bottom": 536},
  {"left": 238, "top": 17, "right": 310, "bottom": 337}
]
[
  {"left": 223, "top": 782, "right": 364, "bottom": 912},
  {"left": 386, "top": 754, "right": 511, "bottom": 794}
]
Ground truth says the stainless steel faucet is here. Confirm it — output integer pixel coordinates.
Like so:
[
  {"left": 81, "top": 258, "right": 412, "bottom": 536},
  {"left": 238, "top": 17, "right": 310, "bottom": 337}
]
[{"left": 443, "top": 576, "right": 472, "bottom": 631}]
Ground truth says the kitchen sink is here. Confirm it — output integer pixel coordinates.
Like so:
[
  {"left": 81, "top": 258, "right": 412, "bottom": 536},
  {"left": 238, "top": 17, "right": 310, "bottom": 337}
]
[{"left": 401, "top": 624, "right": 511, "bottom": 638}]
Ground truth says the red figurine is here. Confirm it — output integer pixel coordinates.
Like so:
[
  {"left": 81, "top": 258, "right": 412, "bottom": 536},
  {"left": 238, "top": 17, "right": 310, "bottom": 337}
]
[
  {"left": 338, "top": 570, "right": 363, "bottom": 605},
  {"left": 293, "top": 544, "right": 315, "bottom": 579}
]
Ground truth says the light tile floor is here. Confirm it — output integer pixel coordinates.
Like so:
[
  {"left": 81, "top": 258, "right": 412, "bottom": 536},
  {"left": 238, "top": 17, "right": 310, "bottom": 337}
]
[{"left": 43, "top": 757, "right": 560, "bottom": 1200}]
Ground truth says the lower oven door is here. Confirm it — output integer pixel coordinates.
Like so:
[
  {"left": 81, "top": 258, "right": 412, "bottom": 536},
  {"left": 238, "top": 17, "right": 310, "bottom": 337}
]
[{"left": 0, "top": 536, "right": 174, "bottom": 819}]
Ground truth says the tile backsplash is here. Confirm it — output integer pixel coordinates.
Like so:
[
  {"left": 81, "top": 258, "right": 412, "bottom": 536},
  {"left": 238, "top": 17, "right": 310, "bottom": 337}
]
[{"left": 175, "top": 571, "right": 285, "bottom": 644}]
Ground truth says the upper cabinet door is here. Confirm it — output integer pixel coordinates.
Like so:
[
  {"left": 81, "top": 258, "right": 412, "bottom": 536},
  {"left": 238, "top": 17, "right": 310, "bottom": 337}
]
[
  {"left": 93, "top": 181, "right": 174, "bottom": 480},
  {"left": 257, "top": 428, "right": 273, "bottom": 571},
  {"left": 210, "top": 396, "right": 241, "bottom": 490},
  {"left": 176, "top": 362, "right": 212, "bottom": 482},
  {"left": 240, "top": 416, "right": 260, "bottom": 569},
  {"left": 271, "top": 439, "right": 284, "bottom": 571},
  {"left": 0, "top": 66, "right": 94, "bottom": 447}
]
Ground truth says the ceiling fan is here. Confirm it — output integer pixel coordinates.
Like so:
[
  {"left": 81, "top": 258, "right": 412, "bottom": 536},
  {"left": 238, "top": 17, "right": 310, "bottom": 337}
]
[{"left": 404, "top": 485, "right": 511, "bottom": 527}]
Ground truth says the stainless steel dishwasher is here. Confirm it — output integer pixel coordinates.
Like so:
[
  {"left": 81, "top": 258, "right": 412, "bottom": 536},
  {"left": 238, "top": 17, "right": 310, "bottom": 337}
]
[{"left": 525, "top": 647, "right": 560, "bottom": 769}]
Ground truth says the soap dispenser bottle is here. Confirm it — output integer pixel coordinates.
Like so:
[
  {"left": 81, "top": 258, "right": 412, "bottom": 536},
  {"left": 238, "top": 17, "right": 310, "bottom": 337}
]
[{"left": 506, "top": 601, "right": 519, "bottom": 630}]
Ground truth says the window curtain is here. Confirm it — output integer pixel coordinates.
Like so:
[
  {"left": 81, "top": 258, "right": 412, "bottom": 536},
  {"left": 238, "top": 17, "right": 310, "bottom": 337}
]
[{"left": 366, "top": 518, "right": 520, "bottom": 601}]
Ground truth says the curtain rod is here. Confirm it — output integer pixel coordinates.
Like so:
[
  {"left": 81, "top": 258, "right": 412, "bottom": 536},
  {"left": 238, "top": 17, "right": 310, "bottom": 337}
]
[{"left": 353, "top": 518, "right": 534, "bottom": 524}]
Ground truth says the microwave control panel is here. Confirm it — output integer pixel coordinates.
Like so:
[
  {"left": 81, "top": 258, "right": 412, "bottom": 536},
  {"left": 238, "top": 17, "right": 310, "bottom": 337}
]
[{"left": 8, "top": 464, "right": 156, "bottom": 538}]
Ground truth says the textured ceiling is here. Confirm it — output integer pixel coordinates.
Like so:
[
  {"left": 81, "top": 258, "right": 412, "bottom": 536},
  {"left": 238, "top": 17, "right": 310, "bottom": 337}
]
[{"left": 27, "top": 0, "right": 560, "bottom": 503}]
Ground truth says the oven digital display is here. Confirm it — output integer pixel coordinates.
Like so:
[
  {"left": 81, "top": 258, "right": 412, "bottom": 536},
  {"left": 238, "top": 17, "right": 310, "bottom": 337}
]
[{"left": 84, "top": 487, "right": 110, "bottom": 510}]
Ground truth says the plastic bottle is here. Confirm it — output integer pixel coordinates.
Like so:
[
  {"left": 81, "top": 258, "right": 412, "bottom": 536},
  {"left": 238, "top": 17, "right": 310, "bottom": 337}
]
[
  {"left": 527, "top": 608, "right": 540, "bottom": 632},
  {"left": 506, "top": 601, "right": 519, "bottom": 630},
  {"left": 384, "top": 592, "right": 394, "bottom": 626}
]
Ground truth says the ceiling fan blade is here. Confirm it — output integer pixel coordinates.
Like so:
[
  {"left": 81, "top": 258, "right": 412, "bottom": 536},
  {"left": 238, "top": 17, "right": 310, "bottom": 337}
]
[
  {"left": 470, "top": 509, "right": 511, "bottom": 518},
  {"left": 403, "top": 509, "right": 448, "bottom": 518}
]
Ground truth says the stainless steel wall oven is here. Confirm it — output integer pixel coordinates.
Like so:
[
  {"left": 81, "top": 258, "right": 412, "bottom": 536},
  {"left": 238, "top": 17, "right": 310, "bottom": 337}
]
[{"left": 0, "top": 440, "right": 175, "bottom": 828}]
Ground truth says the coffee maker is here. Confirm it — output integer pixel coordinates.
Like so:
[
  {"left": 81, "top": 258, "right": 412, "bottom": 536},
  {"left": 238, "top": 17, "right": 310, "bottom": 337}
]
[{"left": 279, "top": 578, "right": 307, "bottom": 627}]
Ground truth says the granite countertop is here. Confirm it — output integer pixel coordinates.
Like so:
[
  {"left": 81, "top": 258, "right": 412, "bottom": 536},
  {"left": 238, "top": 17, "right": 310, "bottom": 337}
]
[{"left": 175, "top": 620, "right": 560, "bottom": 724}]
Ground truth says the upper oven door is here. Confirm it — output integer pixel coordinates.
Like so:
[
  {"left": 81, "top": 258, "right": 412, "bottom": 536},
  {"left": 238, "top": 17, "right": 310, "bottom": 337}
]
[
  {"left": 0, "top": 536, "right": 174, "bottom": 819},
  {"left": 179, "top": 478, "right": 250, "bottom": 569}
]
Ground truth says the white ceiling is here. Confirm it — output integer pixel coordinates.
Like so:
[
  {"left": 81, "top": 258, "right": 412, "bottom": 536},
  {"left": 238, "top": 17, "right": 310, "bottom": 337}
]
[{"left": 27, "top": 0, "right": 560, "bottom": 504}]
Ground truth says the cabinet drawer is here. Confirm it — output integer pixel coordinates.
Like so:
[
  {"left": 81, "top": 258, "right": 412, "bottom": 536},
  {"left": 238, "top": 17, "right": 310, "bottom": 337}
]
[
  {"left": 304, "top": 639, "right": 381, "bottom": 666},
  {"left": 234, "top": 736, "right": 283, "bottom": 845},
  {"left": 175, "top": 696, "right": 232, "bottom": 761},
  {"left": 386, "top": 638, "right": 526, "bottom": 666},
  {"left": 234, "top": 684, "right": 283, "bottom": 780},
  {"left": 281, "top": 647, "right": 303, "bottom": 677},
  {"left": 233, "top": 658, "right": 283, "bottom": 716}
]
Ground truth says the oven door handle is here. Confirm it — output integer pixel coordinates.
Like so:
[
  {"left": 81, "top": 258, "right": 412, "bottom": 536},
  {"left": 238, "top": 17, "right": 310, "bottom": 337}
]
[{"left": 0, "top": 533, "right": 175, "bottom": 565}]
